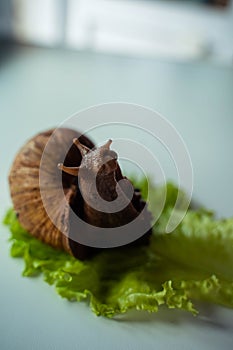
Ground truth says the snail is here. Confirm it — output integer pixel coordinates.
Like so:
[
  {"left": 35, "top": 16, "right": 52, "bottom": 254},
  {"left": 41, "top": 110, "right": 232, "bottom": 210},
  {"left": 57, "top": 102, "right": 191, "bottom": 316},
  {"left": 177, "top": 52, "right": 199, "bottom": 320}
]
[{"left": 9, "top": 128, "right": 152, "bottom": 260}]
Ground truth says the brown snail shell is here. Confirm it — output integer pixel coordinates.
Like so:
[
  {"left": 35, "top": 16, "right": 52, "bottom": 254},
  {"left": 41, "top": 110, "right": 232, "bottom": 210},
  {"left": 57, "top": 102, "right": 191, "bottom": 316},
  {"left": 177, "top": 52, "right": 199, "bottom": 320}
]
[{"left": 9, "top": 128, "right": 152, "bottom": 260}]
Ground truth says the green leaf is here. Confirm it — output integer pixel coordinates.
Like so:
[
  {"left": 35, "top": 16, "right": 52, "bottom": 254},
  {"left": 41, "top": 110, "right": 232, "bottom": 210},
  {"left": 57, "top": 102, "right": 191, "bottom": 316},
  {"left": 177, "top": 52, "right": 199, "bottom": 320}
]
[{"left": 3, "top": 180, "right": 233, "bottom": 318}]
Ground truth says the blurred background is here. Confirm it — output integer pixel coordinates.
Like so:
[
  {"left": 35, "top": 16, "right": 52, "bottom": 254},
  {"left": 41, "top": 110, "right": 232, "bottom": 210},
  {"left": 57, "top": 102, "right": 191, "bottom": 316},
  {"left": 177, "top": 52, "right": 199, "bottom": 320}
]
[
  {"left": 0, "top": 0, "right": 233, "bottom": 216},
  {"left": 0, "top": 0, "right": 233, "bottom": 63}
]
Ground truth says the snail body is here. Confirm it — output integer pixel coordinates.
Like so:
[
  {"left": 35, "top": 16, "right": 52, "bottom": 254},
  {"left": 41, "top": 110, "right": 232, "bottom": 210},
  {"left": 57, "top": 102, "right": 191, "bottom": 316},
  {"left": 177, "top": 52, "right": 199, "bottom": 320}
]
[{"left": 9, "top": 128, "right": 151, "bottom": 260}]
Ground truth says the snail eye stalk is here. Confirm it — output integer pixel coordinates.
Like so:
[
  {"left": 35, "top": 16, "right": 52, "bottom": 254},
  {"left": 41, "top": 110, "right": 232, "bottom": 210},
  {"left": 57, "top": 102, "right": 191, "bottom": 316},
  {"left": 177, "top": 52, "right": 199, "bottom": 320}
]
[
  {"left": 57, "top": 163, "right": 79, "bottom": 177},
  {"left": 73, "top": 138, "right": 90, "bottom": 156}
]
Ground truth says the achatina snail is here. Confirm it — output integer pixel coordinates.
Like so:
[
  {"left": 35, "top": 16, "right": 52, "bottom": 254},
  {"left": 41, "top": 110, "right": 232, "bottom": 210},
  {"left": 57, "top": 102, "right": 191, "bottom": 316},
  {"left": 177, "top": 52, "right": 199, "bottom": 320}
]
[{"left": 9, "top": 128, "right": 152, "bottom": 260}]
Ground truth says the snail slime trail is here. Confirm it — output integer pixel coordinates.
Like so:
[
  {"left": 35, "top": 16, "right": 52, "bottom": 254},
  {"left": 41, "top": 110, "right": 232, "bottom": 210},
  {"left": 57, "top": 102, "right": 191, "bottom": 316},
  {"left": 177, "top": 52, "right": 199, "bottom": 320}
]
[{"left": 9, "top": 128, "right": 152, "bottom": 260}]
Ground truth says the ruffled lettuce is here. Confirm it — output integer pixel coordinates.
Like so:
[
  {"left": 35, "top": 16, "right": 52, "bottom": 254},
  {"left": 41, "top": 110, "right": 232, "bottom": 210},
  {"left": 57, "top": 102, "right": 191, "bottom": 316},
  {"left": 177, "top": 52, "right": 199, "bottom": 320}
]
[{"left": 3, "top": 180, "right": 233, "bottom": 318}]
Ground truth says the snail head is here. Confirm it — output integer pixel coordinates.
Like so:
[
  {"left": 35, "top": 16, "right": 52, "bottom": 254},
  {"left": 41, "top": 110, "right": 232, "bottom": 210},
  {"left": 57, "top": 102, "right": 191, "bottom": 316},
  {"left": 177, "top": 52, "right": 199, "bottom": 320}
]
[{"left": 57, "top": 138, "right": 118, "bottom": 178}]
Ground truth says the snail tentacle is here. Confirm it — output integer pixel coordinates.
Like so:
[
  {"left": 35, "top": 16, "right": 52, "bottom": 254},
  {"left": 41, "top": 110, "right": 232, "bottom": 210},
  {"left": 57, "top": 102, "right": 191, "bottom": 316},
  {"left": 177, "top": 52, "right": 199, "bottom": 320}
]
[
  {"left": 101, "top": 139, "right": 112, "bottom": 150},
  {"left": 73, "top": 138, "right": 90, "bottom": 156},
  {"left": 58, "top": 163, "right": 79, "bottom": 176}
]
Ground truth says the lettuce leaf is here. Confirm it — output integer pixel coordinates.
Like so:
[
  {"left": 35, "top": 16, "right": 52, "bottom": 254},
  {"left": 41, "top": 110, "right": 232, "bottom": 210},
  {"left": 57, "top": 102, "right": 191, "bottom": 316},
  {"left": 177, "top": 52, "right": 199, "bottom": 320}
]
[{"left": 3, "top": 181, "right": 233, "bottom": 318}]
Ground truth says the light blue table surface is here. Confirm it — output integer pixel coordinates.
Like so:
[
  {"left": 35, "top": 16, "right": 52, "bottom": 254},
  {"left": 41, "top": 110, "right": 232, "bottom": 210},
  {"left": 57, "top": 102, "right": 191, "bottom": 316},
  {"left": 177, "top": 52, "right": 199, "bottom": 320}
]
[{"left": 0, "top": 46, "right": 233, "bottom": 350}]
